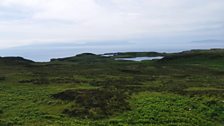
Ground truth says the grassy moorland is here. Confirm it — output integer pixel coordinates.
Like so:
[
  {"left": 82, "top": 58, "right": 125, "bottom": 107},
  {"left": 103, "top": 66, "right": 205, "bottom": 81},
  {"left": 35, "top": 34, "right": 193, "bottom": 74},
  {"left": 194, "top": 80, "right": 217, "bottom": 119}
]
[{"left": 0, "top": 49, "right": 224, "bottom": 126}]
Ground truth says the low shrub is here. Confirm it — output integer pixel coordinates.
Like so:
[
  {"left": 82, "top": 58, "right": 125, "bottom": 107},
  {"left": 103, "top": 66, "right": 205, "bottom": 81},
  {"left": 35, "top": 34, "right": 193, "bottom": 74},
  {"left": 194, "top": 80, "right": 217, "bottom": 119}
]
[
  {"left": 52, "top": 87, "right": 130, "bottom": 119},
  {"left": 0, "top": 76, "right": 5, "bottom": 81}
]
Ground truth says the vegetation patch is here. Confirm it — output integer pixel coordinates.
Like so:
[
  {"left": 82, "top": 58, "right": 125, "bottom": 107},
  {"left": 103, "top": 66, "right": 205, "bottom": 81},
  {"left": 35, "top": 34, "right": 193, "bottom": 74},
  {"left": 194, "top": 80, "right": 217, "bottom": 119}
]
[
  {"left": 181, "top": 89, "right": 224, "bottom": 97},
  {"left": 115, "top": 92, "right": 224, "bottom": 125},
  {"left": 185, "top": 87, "right": 224, "bottom": 91},
  {"left": 89, "top": 77, "right": 142, "bottom": 87},
  {"left": 52, "top": 87, "right": 130, "bottom": 119},
  {"left": 19, "top": 77, "right": 87, "bottom": 85},
  {"left": 1, "top": 49, "right": 224, "bottom": 125},
  {"left": 0, "top": 76, "right": 5, "bottom": 81},
  {"left": 0, "top": 109, "right": 3, "bottom": 114}
]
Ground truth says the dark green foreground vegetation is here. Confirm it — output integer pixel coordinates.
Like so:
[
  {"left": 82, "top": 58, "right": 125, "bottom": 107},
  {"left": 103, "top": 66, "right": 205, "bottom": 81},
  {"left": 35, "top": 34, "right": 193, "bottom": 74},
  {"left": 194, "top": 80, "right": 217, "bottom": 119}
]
[{"left": 0, "top": 49, "right": 224, "bottom": 126}]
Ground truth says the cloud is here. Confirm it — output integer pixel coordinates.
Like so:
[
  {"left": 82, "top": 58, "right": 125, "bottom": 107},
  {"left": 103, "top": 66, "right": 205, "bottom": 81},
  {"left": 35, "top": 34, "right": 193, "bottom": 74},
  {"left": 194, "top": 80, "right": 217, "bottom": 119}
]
[{"left": 0, "top": 0, "right": 223, "bottom": 49}]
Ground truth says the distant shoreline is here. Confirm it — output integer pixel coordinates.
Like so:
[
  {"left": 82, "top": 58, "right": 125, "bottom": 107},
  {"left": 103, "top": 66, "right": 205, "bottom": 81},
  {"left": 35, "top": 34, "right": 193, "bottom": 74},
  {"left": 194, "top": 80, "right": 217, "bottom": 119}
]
[{"left": 0, "top": 48, "right": 223, "bottom": 63}]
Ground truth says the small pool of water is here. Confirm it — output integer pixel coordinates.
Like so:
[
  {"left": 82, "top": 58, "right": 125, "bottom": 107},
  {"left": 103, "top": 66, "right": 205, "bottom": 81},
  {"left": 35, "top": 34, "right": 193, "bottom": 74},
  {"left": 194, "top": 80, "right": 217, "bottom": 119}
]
[{"left": 115, "top": 56, "right": 164, "bottom": 61}]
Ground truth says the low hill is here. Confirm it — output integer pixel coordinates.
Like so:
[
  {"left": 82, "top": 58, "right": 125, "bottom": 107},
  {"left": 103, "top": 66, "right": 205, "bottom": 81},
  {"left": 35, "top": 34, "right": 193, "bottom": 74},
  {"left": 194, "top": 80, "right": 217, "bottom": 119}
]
[{"left": 0, "top": 56, "right": 34, "bottom": 63}]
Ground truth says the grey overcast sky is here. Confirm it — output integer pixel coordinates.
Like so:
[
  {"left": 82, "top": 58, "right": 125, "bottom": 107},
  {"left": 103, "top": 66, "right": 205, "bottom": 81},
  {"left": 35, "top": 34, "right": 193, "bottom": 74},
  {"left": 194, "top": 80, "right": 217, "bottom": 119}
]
[{"left": 0, "top": 0, "right": 224, "bottom": 60}]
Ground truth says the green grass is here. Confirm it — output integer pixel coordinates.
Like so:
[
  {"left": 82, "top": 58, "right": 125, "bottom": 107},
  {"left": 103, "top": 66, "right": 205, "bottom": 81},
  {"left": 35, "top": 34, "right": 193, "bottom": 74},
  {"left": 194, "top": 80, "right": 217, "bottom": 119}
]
[
  {"left": 0, "top": 49, "right": 224, "bottom": 125},
  {"left": 0, "top": 83, "right": 97, "bottom": 125},
  {"left": 185, "top": 87, "right": 224, "bottom": 91},
  {"left": 114, "top": 92, "right": 224, "bottom": 126}
]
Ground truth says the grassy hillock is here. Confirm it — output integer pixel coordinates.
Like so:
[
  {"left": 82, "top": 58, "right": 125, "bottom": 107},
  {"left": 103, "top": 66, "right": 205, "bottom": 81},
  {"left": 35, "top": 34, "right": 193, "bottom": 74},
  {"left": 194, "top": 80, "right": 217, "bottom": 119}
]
[
  {"left": 159, "top": 49, "right": 224, "bottom": 70},
  {"left": 0, "top": 49, "right": 224, "bottom": 125}
]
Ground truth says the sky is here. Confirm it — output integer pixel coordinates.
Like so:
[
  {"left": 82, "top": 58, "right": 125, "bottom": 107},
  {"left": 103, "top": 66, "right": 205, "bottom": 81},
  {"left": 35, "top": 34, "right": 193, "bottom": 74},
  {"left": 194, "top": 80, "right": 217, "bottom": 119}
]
[{"left": 0, "top": 0, "right": 224, "bottom": 61}]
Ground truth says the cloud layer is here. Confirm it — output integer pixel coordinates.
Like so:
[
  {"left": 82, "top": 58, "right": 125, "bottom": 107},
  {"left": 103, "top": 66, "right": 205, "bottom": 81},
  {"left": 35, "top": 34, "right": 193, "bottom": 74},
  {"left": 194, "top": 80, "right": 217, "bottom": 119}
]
[{"left": 0, "top": 0, "right": 223, "bottom": 49}]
